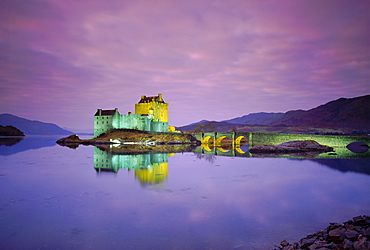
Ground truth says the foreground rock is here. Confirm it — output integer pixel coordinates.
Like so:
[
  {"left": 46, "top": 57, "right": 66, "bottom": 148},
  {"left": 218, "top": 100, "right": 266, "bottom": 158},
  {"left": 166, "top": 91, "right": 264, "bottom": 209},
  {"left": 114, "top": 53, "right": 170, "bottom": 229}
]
[
  {"left": 249, "top": 140, "right": 334, "bottom": 154},
  {"left": 346, "top": 142, "right": 369, "bottom": 153},
  {"left": 275, "top": 215, "right": 370, "bottom": 250}
]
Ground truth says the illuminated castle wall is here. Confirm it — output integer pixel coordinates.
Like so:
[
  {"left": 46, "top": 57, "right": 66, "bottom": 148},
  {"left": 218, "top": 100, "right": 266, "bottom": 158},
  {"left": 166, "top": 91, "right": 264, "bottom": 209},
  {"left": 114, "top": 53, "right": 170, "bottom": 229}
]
[
  {"left": 135, "top": 94, "right": 168, "bottom": 122},
  {"left": 94, "top": 148, "right": 169, "bottom": 185},
  {"left": 94, "top": 94, "right": 170, "bottom": 137}
]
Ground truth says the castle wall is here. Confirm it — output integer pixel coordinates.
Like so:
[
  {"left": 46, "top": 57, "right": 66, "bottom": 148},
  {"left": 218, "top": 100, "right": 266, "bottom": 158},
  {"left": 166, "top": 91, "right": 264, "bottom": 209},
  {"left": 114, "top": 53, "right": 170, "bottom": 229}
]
[
  {"left": 135, "top": 102, "right": 168, "bottom": 122},
  {"left": 94, "top": 114, "right": 115, "bottom": 137},
  {"left": 151, "top": 121, "right": 168, "bottom": 132},
  {"left": 117, "top": 114, "right": 152, "bottom": 131}
]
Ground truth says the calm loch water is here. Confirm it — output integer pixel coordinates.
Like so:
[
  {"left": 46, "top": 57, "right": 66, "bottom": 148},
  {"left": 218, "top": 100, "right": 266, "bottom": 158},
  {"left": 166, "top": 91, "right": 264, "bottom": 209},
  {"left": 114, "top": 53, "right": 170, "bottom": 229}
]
[{"left": 1, "top": 136, "right": 370, "bottom": 249}]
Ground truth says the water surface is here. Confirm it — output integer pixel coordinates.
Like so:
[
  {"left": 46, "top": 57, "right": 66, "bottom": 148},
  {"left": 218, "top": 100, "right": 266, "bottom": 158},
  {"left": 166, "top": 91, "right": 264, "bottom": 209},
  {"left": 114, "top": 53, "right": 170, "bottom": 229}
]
[{"left": 1, "top": 136, "right": 369, "bottom": 249}]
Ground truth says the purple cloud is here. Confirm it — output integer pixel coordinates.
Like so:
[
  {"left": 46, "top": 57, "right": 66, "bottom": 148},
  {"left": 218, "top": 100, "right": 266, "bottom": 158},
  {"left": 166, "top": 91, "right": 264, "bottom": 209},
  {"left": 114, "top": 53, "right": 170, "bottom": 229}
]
[{"left": 1, "top": 0, "right": 369, "bottom": 130}]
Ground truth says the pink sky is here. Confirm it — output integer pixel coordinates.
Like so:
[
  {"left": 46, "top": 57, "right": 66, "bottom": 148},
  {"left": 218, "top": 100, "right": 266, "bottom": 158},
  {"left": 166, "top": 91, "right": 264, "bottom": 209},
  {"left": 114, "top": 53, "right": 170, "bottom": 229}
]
[{"left": 1, "top": 0, "right": 370, "bottom": 131}]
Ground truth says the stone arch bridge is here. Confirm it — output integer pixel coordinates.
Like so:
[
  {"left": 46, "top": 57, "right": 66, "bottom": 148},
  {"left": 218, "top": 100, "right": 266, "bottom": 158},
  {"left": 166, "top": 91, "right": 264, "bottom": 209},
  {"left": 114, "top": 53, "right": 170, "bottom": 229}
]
[
  {"left": 188, "top": 132, "right": 370, "bottom": 158},
  {"left": 191, "top": 132, "right": 251, "bottom": 146},
  {"left": 190, "top": 132, "right": 370, "bottom": 149}
]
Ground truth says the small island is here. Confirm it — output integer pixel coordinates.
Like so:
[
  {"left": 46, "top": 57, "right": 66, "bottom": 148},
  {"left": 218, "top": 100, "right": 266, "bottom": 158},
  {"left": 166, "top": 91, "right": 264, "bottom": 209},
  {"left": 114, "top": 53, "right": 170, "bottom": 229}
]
[
  {"left": 0, "top": 125, "right": 25, "bottom": 136},
  {"left": 57, "top": 94, "right": 201, "bottom": 150},
  {"left": 56, "top": 128, "right": 200, "bottom": 147}
]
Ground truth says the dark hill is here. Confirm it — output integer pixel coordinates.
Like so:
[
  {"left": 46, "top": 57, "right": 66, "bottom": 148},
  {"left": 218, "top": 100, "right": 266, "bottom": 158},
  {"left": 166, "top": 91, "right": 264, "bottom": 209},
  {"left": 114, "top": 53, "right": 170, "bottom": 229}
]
[
  {"left": 177, "top": 95, "right": 370, "bottom": 133},
  {"left": 222, "top": 112, "right": 284, "bottom": 125},
  {"left": 186, "top": 120, "right": 210, "bottom": 126},
  {"left": 0, "top": 125, "right": 25, "bottom": 136},
  {"left": 270, "top": 95, "right": 370, "bottom": 129},
  {"left": 0, "top": 114, "right": 73, "bottom": 135},
  {"left": 178, "top": 113, "right": 285, "bottom": 132}
]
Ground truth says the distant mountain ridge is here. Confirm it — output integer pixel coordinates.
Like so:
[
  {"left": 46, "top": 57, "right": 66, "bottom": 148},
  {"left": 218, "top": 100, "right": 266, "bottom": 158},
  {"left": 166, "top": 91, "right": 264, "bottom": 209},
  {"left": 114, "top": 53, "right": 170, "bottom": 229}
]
[
  {"left": 177, "top": 95, "right": 370, "bottom": 132},
  {"left": 183, "top": 120, "right": 210, "bottom": 126},
  {"left": 270, "top": 95, "right": 370, "bottom": 129},
  {"left": 0, "top": 114, "right": 73, "bottom": 135},
  {"left": 222, "top": 112, "right": 284, "bottom": 125},
  {"left": 185, "top": 113, "right": 284, "bottom": 128}
]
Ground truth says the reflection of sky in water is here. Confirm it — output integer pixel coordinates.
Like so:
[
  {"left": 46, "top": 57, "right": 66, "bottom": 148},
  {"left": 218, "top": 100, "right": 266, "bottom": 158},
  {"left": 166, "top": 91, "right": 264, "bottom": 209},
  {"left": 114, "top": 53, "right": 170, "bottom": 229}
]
[{"left": 1, "top": 141, "right": 370, "bottom": 249}]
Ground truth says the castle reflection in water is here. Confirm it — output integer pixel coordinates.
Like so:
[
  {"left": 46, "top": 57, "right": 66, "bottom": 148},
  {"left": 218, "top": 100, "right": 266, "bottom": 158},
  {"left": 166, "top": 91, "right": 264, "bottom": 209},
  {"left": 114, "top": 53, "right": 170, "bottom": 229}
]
[
  {"left": 93, "top": 144, "right": 249, "bottom": 185},
  {"left": 94, "top": 147, "right": 170, "bottom": 185},
  {"left": 93, "top": 140, "right": 370, "bottom": 186}
]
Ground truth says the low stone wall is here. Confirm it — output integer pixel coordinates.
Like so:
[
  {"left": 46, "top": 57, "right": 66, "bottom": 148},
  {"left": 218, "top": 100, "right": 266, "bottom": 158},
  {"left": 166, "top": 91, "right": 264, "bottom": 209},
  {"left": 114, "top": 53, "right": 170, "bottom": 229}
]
[
  {"left": 249, "top": 140, "right": 333, "bottom": 154},
  {"left": 251, "top": 133, "right": 370, "bottom": 147}
]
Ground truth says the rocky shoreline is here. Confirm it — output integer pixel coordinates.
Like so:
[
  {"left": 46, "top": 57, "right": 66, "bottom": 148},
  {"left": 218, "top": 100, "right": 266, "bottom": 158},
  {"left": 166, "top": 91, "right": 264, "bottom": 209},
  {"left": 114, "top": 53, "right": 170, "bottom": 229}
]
[{"left": 275, "top": 215, "right": 370, "bottom": 250}]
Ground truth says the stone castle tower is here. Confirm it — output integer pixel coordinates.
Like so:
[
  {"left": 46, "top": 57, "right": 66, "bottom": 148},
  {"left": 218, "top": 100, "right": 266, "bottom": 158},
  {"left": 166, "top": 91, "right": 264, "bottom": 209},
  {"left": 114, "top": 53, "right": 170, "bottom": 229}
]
[
  {"left": 94, "top": 93, "right": 172, "bottom": 137},
  {"left": 135, "top": 94, "right": 168, "bottom": 122}
]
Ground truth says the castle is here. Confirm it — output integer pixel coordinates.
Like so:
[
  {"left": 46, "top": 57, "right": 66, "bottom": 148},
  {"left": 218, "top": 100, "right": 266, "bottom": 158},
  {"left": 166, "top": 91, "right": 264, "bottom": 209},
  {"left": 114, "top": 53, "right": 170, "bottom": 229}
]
[{"left": 94, "top": 94, "right": 174, "bottom": 137}]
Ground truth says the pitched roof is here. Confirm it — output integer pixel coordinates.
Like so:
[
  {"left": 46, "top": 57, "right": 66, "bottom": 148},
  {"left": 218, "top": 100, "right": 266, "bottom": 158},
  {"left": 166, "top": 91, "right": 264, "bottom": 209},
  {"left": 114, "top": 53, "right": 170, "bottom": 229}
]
[
  {"left": 94, "top": 109, "right": 116, "bottom": 116},
  {"left": 138, "top": 94, "right": 165, "bottom": 103}
]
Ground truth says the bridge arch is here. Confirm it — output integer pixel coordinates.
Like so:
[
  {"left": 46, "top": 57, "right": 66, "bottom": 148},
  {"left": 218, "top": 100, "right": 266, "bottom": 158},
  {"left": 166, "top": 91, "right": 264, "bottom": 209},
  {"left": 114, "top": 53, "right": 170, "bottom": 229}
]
[
  {"left": 202, "top": 136, "right": 214, "bottom": 144},
  {"left": 215, "top": 136, "right": 232, "bottom": 146},
  {"left": 235, "top": 136, "right": 248, "bottom": 145},
  {"left": 235, "top": 146, "right": 246, "bottom": 154},
  {"left": 234, "top": 143, "right": 249, "bottom": 154},
  {"left": 217, "top": 146, "right": 230, "bottom": 152},
  {"left": 202, "top": 143, "right": 213, "bottom": 152}
]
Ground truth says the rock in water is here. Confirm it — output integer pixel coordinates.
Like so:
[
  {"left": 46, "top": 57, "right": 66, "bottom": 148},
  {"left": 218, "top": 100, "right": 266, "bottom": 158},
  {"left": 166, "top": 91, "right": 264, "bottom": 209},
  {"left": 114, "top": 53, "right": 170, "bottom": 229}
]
[
  {"left": 56, "top": 134, "right": 81, "bottom": 143},
  {"left": 346, "top": 141, "right": 369, "bottom": 153}
]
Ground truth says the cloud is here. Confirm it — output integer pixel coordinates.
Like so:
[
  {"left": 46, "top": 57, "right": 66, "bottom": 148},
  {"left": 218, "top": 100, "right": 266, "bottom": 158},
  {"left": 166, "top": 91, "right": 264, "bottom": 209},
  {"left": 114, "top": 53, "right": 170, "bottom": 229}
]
[{"left": 0, "top": 0, "right": 369, "bottom": 129}]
